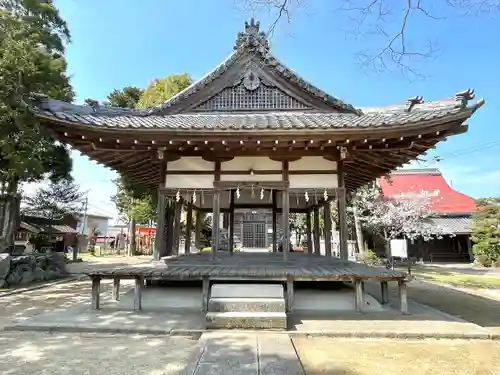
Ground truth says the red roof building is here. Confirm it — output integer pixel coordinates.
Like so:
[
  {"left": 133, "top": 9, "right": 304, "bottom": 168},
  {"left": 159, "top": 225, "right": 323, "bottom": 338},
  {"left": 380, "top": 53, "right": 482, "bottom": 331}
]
[
  {"left": 379, "top": 169, "right": 476, "bottom": 214},
  {"left": 377, "top": 169, "right": 474, "bottom": 262}
]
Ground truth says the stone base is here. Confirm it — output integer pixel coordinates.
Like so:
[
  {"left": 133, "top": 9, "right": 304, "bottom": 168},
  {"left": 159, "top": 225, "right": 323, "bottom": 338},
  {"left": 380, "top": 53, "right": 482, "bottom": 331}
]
[
  {"left": 207, "top": 283, "right": 287, "bottom": 330},
  {"left": 205, "top": 312, "right": 287, "bottom": 330},
  {"left": 210, "top": 283, "right": 284, "bottom": 298},
  {"left": 209, "top": 297, "right": 286, "bottom": 313}
]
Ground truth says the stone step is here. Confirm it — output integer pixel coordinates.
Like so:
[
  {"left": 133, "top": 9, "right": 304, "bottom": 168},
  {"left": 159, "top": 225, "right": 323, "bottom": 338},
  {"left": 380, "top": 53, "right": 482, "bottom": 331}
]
[
  {"left": 209, "top": 297, "right": 286, "bottom": 313},
  {"left": 205, "top": 311, "right": 287, "bottom": 330},
  {"left": 210, "top": 283, "right": 284, "bottom": 298}
]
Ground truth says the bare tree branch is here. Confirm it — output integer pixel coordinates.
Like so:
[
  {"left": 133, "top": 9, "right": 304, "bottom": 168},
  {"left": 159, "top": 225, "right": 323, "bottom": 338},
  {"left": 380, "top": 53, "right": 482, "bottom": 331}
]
[{"left": 238, "top": 0, "right": 500, "bottom": 77}]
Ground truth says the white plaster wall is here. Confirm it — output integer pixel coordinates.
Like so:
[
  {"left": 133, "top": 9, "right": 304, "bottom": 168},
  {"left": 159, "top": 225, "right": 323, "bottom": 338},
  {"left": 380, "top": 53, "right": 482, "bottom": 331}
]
[
  {"left": 167, "top": 157, "right": 214, "bottom": 171},
  {"left": 289, "top": 156, "right": 337, "bottom": 171},
  {"left": 165, "top": 175, "right": 214, "bottom": 189},
  {"left": 221, "top": 157, "right": 282, "bottom": 171},
  {"left": 289, "top": 174, "right": 338, "bottom": 189}
]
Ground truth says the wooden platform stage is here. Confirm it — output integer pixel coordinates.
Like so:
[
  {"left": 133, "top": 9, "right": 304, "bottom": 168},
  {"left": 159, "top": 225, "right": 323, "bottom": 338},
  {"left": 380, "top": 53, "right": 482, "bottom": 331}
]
[{"left": 82, "top": 252, "right": 409, "bottom": 315}]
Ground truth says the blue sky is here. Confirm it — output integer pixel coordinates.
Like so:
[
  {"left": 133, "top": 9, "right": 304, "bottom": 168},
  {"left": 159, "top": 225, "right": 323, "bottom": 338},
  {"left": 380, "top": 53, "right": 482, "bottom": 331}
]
[{"left": 25, "top": 0, "right": 500, "bottom": 221}]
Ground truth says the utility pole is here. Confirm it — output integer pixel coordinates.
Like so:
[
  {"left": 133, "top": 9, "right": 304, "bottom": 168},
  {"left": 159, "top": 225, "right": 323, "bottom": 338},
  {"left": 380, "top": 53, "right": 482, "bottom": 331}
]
[{"left": 77, "top": 194, "right": 89, "bottom": 261}]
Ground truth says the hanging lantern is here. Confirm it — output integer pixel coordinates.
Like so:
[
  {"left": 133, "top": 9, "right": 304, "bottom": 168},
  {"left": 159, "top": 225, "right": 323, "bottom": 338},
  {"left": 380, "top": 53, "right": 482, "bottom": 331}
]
[
  {"left": 251, "top": 185, "right": 255, "bottom": 198},
  {"left": 236, "top": 186, "right": 241, "bottom": 199},
  {"left": 175, "top": 189, "right": 181, "bottom": 202},
  {"left": 260, "top": 187, "right": 264, "bottom": 200},
  {"left": 324, "top": 188, "right": 328, "bottom": 201},
  {"left": 201, "top": 190, "right": 205, "bottom": 205},
  {"left": 192, "top": 190, "right": 196, "bottom": 204},
  {"left": 296, "top": 192, "right": 299, "bottom": 205},
  {"left": 305, "top": 191, "right": 309, "bottom": 202},
  {"left": 314, "top": 189, "right": 318, "bottom": 204},
  {"left": 269, "top": 188, "right": 273, "bottom": 202}
]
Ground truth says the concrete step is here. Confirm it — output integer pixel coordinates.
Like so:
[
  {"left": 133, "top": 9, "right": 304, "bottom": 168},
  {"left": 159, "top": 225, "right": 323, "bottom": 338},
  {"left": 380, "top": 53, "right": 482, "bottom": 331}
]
[
  {"left": 205, "top": 311, "right": 287, "bottom": 330},
  {"left": 209, "top": 297, "right": 286, "bottom": 313},
  {"left": 210, "top": 283, "right": 284, "bottom": 298}
]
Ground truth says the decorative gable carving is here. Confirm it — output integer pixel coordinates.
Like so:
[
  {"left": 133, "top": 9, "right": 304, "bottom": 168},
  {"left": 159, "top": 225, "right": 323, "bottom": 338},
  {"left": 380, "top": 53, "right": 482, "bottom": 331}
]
[{"left": 191, "top": 70, "right": 313, "bottom": 112}]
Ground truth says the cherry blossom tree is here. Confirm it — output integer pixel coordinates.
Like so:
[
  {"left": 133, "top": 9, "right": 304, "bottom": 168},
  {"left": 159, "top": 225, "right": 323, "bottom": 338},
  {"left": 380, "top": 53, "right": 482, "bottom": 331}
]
[{"left": 352, "top": 183, "right": 443, "bottom": 256}]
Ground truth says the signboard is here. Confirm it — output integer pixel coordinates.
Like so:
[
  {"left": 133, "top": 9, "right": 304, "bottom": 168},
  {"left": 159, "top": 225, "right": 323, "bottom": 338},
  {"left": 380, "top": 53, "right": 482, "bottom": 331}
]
[{"left": 390, "top": 239, "right": 408, "bottom": 258}]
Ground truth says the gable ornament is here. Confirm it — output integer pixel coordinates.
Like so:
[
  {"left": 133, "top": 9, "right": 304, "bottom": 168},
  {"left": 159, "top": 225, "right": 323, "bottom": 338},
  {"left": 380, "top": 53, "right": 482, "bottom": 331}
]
[{"left": 243, "top": 70, "right": 260, "bottom": 91}]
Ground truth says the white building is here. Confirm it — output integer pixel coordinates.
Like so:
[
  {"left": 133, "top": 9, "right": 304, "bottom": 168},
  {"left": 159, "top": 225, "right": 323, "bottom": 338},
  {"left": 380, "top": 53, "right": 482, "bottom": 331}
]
[{"left": 76, "top": 213, "right": 112, "bottom": 237}]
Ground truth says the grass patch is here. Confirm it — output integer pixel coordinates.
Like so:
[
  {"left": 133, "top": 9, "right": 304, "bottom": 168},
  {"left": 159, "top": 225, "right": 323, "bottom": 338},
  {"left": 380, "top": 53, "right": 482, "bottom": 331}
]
[
  {"left": 399, "top": 265, "right": 500, "bottom": 289},
  {"left": 294, "top": 337, "right": 500, "bottom": 375}
]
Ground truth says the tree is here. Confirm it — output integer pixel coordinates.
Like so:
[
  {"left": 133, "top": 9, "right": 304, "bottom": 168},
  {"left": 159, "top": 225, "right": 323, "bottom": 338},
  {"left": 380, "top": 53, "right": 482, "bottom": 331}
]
[
  {"left": 239, "top": 0, "right": 498, "bottom": 75},
  {"left": 0, "top": 0, "right": 74, "bottom": 251},
  {"left": 23, "top": 179, "right": 85, "bottom": 220},
  {"left": 352, "top": 183, "right": 443, "bottom": 257},
  {"left": 112, "top": 177, "right": 156, "bottom": 225},
  {"left": 471, "top": 197, "right": 500, "bottom": 266},
  {"left": 137, "top": 73, "right": 192, "bottom": 108},
  {"left": 105, "top": 86, "right": 143, "bottom": 108}
]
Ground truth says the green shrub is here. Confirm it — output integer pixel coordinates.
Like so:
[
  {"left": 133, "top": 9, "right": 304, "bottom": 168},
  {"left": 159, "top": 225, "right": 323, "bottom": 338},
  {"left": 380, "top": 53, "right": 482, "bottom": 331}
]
[
  {"left": 492, "top": 257, "right": 500, "bottom": 268},
  {"left": 361, "top": 250, "right": 381, "bottom": 266},
  {"left": 475, "top": 254, "right": 493, "bottom": 267}
]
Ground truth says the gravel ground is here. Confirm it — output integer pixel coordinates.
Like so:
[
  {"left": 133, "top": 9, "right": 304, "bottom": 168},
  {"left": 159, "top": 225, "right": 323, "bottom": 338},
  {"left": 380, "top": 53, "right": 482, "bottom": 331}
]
[
  {"left": 294, "top": 337, "right": 500, "bottom": 375},
  {"left": 0, "top": 276, "right": 199, "bottom": 375},
  {"left": 0, "top": 331, "right": 199, "bottom": 375}
]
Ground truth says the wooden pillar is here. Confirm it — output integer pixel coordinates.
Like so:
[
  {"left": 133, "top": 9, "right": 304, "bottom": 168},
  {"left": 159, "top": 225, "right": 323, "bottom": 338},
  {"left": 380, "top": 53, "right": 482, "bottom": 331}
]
[
  {"left": 185, "top": 202, "right": 193, "bottom": 254},
  {"left": 281, "top": 161, "right": 290, "bottom": 261},
  {"left": 134, "top": 276, "right": 143, "bottom": 311},
  {"left": 112, "top": 278, "right": 120, "bottom": 301},
  {"left": 212, "top": 161, "right": 221, "bottom": 261},
  {"left": 398, "top": 280, "right": 409, "bottom": 314},
  {"left": 153, "top": 193, "right": 167, "bottom": 260},
  {"left": 172, "top": 201, "right": 181, "bottom": 255},
  {"left": 165, "top": 200, "right": 174, "bottom": 256},
  {"left": 154, "top": 154, "right": 167, "bottom": 260},
  {"left": 354, "top": 279, "right": 363, "bottom": 312},
  {"left": 306, "top": 210, "right": 313, "bottom": 254},
  {"left": 91, "top": 277, "right": 101, "bottom": 310},
  {"left": 128, "top": 217, "right": 136, "bottom": 256},
  {"left": 313, "top": 207, "right": 320, "bottom": 255},
  {"left": 323, "top": 202, "right": 332, "bottom": 258},
  {"left": 337, "top": 160, "right": 348, "bottom": 261},
  {"left": 229, "top": 189, "right": 235, "bottom": 253},
  {"left": 272, "top": 190, "right": 277, "bottom": 252},
  {"left": 380, "top": 281, "right": 389, "bottom": 304},
  {"left": 195, "top": 210, "right": 202, "bottom": 250}
]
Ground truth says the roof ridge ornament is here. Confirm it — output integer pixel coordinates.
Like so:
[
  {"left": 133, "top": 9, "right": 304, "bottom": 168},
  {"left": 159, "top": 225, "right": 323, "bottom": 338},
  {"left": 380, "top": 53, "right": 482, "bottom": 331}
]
[
  {"left": 455, "top": 88, "right": 475, "bottom": 108},
  {"left": 234, "top": 18, "right": 270, "bottom": 51},
  {"left": 405, "top": 96, "right": 424, "bottom": 112}
]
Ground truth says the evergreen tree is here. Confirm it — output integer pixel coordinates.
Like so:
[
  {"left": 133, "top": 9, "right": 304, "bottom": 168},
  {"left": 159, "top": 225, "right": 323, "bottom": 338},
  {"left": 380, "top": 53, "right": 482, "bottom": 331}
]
[
  {"left": 472, "top": 197, "right": 500, "bottom": 266},
  {"left": 0, "top": 0, "right": 74, "bottom": 250}
]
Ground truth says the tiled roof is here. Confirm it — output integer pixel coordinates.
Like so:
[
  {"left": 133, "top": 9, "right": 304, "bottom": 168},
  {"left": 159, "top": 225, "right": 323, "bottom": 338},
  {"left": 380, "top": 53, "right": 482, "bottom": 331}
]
[
  {"left": 379, "top": 169, "right": 477, "bottom": 214},
  {"left": 33, "top": 96, "right": 479, "bottom": 131},
  {"left": 432, "top": 216, "right": 472, "bottom": 234},
  {"left": 145, "top": 18, "right": 359, "bottom": 115}
]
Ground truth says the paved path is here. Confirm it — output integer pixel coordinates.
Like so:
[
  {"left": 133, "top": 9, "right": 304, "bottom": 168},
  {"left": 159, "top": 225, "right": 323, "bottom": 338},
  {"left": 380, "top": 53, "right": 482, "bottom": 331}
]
[{"left": 184, "top": 332, "right": 305, "bottom": 375}]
